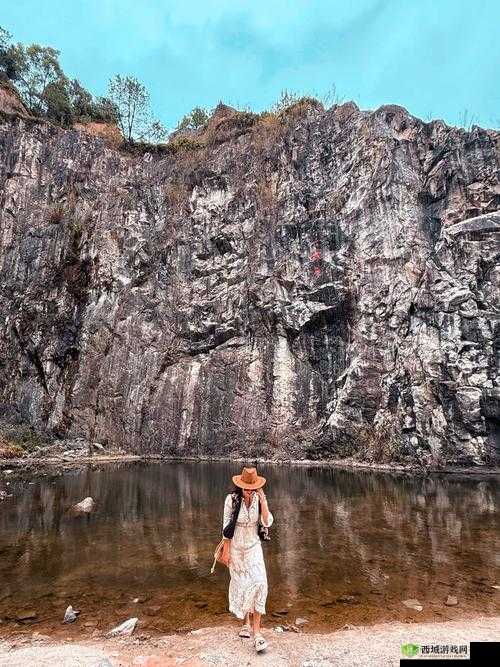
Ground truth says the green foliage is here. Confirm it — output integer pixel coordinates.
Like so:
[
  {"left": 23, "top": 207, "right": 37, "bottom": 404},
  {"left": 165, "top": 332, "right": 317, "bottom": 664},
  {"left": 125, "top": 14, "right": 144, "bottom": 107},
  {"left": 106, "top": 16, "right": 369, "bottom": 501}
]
[
  {"left": 0, "top": 26, "right": 23, "bottom": 81},
  {"left": 270, "top": 89, "right": 302, "bottom": 114},
  {"left": 13, "top": 43, "right": 64, "bottom": 114},
  {"left": 0, "top": 25, "right": 120, "bottom": 127},
  {"left": 91, "top": 95, "right": 119, "bottom": 123},
  {"left": 108, "top": 74, "right": 167, "bottom": 142},
  {"left": 177, "top": 106, "right": 210, "bottom": 131},
  {"left": 42, "top": 77, "right": 73, "bottom": 126},
  {"left": 167, "top": 135, "right": 204, "bottom": 153}
]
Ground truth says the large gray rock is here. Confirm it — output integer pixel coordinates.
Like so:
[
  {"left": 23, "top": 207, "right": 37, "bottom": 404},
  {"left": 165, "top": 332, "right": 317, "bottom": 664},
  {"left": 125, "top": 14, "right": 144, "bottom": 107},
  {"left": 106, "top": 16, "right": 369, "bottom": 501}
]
[{"left": 0, "top": 102, "right": 498, "bottom": 466}]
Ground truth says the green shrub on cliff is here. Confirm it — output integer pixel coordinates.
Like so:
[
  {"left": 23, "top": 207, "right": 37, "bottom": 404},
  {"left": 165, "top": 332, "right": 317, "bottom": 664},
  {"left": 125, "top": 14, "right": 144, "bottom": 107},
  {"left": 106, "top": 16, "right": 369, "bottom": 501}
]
[{"left": 0, "top": 25, "right": 118, "bottom": 127}]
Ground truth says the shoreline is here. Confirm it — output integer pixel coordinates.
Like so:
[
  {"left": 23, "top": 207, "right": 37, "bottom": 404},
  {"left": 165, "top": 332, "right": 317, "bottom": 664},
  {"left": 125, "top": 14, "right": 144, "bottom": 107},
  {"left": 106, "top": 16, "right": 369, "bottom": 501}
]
[
  {"left": 1, "top": 452, "right": 499, "bottom": 477},
  {"left": 1, "top": 615, "right": 498, "bottom": 666}
]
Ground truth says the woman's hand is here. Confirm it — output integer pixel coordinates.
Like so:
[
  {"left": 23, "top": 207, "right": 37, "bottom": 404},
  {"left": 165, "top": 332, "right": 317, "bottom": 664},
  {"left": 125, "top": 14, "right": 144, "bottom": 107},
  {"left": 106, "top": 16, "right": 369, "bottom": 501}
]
[{"left": 256, "top": 488, "right": 267, "bottom": 503}]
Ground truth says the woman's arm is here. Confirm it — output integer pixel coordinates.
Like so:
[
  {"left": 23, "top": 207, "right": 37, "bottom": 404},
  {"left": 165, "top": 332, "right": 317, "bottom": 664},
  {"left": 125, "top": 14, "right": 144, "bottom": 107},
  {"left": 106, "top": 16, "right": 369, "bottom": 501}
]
[
  {"left": 256, "top": 488, "right": 273, "bottom": 527},
  {"left": 220, "top": 494, "right": 232, "bottom": 565},
  {"left": 222, "top": 494, "right": 233, "bottom": 536}
]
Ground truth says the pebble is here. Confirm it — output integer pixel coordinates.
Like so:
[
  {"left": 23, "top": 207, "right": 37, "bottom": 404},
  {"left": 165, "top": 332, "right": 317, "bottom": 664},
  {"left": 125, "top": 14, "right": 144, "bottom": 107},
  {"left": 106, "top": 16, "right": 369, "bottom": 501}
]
[
  {"left": 445, "top": 595, "right": 458, "bottom": 606},
  {"left": 63, "top": 605, "right": 80, "bottom": 623},
  {"left": 336, "top": 595, "right": 357, "bottom": 604},
  {"left": 107, "top": 617, "right": 138, "bottom": 636},
  {"left": 403, "top": 599, "right": 423, "bottom": 612},
  {"left": 274, "top": 626, "right": 284, "bottom": 633},
  {"left": 295, "top": 617, "right": 309, "bottom": 626},
  {"left": 16, "top": 610, "right": 37, "bottom": 622}
]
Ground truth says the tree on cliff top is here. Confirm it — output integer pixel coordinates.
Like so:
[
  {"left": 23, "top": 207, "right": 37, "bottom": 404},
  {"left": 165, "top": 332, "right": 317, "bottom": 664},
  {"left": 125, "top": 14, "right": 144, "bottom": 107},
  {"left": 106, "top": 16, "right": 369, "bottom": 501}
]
[
  {"left": 107, "top": 74, "right": 166, "bottom": 143},
  {"left": 0, "top": 25, "right": 118, "bottom": 127},
  {"left": 177, "top": 106, "right": 210, "bottom": 131},
  {"left": 7, "top": 43, "right": 64, "bottom": 114}
]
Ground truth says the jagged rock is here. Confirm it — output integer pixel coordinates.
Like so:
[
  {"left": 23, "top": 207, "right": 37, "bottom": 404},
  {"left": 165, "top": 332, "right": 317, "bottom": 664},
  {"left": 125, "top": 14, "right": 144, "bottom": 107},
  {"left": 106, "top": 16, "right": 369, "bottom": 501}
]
[
  {"left": 0, "top": 106, "right": 498, "bottom": 466},
  {"left": 106, "top": 617, "right": 138, "bottom": 637},
  {"left": 0, "top": 82, "right": 28, "bottom": 116},
  {"left": 72, "top": 497, "right": 95, "bottom": 513},
  {"left": 63, "top": 605, "right": 80, "bottom": 623}
]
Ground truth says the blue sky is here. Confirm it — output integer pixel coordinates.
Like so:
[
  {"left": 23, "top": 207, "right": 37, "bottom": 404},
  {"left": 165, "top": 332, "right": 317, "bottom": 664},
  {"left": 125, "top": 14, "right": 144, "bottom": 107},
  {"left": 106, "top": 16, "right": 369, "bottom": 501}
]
[{"left": 2, "top": 0, "right": 499, "bottom": 129}]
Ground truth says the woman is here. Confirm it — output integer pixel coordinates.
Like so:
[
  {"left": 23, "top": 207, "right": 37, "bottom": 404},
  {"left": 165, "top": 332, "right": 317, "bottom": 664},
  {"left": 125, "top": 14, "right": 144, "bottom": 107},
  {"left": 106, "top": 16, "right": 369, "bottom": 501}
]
[{"left": 220, "top": 466, "right": 274, "bottom": 653}]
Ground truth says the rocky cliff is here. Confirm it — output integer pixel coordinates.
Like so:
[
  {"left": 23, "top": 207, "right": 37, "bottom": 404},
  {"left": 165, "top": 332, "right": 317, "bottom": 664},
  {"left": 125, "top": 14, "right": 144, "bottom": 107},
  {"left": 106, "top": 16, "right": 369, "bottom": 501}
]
[{"left": 0, "top": 101, "right": 498, "bottom": 465}]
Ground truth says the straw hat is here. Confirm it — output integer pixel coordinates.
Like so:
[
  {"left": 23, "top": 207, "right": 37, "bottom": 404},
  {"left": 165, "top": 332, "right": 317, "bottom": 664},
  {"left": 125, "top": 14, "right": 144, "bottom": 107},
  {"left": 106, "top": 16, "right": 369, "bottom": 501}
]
[{"left": 232, "top": 466, "right": 266, "bottom": 490}]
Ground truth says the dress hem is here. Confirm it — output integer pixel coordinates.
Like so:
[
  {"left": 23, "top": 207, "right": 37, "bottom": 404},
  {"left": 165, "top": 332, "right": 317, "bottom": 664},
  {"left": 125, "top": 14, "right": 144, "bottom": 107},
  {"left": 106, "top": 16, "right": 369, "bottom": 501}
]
[{"left": 229, "top": 605, "right": 266, "bottom": 619}]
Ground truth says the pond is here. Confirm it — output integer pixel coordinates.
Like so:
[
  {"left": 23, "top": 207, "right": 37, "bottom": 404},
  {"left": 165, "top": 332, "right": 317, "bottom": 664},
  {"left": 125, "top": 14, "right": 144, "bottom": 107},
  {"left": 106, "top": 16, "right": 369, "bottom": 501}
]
[{"left": 0, "top": 461, "right": 499, "bottom": 638}]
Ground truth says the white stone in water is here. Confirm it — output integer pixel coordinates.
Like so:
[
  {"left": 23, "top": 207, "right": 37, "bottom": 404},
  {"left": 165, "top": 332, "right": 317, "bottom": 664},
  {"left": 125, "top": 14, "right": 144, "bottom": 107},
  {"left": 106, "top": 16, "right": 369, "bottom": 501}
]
[
  {"left": 72, "top": 497, "right": 95, "bottom": 513},
  {"left": 403, "top": 599, "right": 423, "bottom": 611},
  {"left": 107, "top": 617, "right": 138, "bottom": 636},
  {"left": 63, "top": 605, "right": 80, "bottom": 623}
]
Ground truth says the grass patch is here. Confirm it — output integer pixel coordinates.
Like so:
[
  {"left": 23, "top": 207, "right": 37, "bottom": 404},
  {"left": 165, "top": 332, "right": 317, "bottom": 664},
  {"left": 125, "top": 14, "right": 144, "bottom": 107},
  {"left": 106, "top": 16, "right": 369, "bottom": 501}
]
[{"left": 0, "top": 422, "right": 51, "bottom": 459}]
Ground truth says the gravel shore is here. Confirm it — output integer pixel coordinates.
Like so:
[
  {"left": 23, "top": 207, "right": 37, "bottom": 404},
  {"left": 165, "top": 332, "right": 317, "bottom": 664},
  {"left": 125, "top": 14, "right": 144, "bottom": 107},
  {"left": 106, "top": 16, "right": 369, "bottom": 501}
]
[{"left": 1, "top": 615, "right": 498, "bottom": 666}]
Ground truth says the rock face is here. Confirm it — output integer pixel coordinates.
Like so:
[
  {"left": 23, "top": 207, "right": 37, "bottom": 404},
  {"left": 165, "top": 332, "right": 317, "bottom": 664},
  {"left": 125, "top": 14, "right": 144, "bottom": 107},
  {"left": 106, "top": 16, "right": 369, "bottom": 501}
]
[
  {"left": 0, "top": 103, "right": 498, "bottom": 465},
  {"left": 0, "top": 82, "right": 28, "bottom": 116}
]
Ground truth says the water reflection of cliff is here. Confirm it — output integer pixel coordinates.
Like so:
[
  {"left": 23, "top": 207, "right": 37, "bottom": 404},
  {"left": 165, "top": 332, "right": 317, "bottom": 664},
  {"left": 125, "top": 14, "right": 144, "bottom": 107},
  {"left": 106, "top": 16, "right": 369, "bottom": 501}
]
[{"left": 1, "top": 462, "right": 499, "bottom": 628}]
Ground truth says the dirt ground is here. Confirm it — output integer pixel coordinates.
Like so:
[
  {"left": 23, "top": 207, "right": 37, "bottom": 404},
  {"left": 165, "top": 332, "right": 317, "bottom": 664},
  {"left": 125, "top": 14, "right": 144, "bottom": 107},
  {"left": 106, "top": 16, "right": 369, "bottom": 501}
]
[{"left": 0, "top": 615, "right": 498, "bottom": 667}]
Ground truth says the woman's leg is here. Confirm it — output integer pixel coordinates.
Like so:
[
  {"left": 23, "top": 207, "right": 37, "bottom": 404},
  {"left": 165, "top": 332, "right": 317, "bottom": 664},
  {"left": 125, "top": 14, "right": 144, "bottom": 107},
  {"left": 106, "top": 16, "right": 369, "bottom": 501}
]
[{"left": 252, "top": 611, "right": 261, "bottom": 635}]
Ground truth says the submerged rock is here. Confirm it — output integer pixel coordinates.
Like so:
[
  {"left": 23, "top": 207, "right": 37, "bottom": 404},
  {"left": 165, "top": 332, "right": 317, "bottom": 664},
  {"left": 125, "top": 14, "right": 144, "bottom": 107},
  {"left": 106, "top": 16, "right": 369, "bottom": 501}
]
[
  {"left": 63, "top": 605, "right": 80, "bottom": 623},
  {"left": 72, "top": 497, "right": 95, "bottom": 514},
  {"left": 403, "top": 599, "right": 423, "bottom": 612},
  {"left": 107, "top": 617, "right": 138, "bottom": 637},
  {"left": 16, "top": 610, "right": 37, "bottom": 622}
]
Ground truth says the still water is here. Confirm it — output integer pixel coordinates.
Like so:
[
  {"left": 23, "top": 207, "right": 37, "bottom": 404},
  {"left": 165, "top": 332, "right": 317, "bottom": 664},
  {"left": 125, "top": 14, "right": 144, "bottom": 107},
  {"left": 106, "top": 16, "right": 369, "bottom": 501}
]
[{"left": 0, "top": 461, "right": 499, "bottom": 637}]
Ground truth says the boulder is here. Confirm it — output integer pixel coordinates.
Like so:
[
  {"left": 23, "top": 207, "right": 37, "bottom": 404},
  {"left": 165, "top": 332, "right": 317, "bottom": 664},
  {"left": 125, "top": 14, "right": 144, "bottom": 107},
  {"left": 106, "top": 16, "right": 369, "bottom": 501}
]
[{"left": 72, "top": 497, "right": 95, "bottom": 514}]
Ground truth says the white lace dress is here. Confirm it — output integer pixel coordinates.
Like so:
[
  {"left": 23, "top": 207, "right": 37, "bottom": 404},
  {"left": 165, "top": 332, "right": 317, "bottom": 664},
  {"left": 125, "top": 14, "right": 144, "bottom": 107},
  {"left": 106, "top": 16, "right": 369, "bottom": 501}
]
[{"left": 222, "top": 492, "right": 274, "bottom": 619}]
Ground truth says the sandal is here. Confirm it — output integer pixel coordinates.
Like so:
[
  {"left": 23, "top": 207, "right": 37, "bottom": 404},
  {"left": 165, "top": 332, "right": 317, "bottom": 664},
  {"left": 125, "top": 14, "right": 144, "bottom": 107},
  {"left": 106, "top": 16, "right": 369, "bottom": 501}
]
[
  {"left": 238, "top": 623, "right": 252, "bottom": 638},
  {"left": 254, "top": 633, "right": 268, "bottom": 652}
]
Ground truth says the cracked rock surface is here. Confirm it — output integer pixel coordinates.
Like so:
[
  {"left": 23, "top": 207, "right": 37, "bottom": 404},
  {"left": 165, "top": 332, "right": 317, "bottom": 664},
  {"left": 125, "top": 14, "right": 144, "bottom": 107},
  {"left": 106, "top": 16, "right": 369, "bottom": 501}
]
[{"left": 0, "top": 102, "right": 498, "bottom": 465}]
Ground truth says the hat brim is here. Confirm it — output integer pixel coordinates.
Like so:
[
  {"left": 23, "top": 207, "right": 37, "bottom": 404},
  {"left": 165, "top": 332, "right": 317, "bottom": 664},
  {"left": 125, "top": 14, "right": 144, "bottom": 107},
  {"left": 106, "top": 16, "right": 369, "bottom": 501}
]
[{"left": 232, "top": 474, "right": 266, "bottom": 489}]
